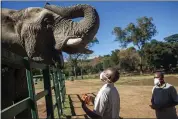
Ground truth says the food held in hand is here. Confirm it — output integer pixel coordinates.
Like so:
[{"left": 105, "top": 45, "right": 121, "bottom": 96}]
[{"left": 82, "top": 94, "right": 91, "bottom": 105}]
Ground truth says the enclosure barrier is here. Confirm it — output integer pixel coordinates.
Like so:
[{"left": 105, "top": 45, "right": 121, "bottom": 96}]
[{"left": 1, "top": 48, "right": 66, "bottom": 119}]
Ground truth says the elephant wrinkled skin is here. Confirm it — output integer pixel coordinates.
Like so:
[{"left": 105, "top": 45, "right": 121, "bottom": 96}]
[
  {"left": 1, "top": 3, "right": 99, "bottom": 118},
  {"left": 1, "top": 3, "right": 100, "bottom": 65}
]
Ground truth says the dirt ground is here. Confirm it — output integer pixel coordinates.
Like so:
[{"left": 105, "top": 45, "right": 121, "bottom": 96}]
[{"left": 36, "top": 75, "right": 178, "bottom": 118}]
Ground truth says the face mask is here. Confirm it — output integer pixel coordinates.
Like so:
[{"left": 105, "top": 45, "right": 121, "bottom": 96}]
[
  {"left": 154, "top": 78, "right": 160, "bottom": 86},
  {"left": 100, "top": 72, "right": 104, "bottom": 81},
  {"left": 100, "top": 72, "right": 112, "bottom": 83}
]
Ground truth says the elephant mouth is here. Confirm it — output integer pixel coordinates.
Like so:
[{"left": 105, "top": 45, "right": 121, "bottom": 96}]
[
  {"left": 54, "top": 36, "right": 83, "bottom": 50},
  {"left": 31, "top": 50, "right": 63, "bottom": 67}
]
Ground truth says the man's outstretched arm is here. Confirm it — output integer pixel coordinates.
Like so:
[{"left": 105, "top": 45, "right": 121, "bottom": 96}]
[{"left": 82, "top": 102, "right": 102, "bottom": 119}]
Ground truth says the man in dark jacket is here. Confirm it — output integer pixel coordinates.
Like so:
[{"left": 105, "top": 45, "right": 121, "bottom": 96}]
[{"left": 150, "top": 71, "right": 178, "bottom": 119}]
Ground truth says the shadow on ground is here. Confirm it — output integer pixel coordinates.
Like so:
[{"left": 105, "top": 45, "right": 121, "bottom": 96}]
[
  {"left": 64, "top": 93, "right": 125, "bottom": 119},
  {"left": 64, "top": 93, "right": 96, "bottom": 119}
]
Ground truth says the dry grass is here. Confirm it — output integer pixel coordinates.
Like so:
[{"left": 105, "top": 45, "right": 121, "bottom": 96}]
[
  {"left": 65, "top": 75, "right": 178, "bottom": 118},
  {"left": 35, "top": 75, "right": 178, "bottom": 118}
]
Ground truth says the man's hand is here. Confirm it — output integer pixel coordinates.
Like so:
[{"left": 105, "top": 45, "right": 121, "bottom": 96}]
[
  {"left": 81, "top": 94, "right": 92, "bottom": 105},
  {"left": 149, "top": 104, "right": 163, "bottom": 111},
  {"left": 149, "top": 104, "right": 156, "bottom": 109}
]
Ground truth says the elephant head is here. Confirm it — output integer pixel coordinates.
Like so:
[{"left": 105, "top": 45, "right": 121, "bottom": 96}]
[
  {"left": 44, "top": 3, "right": 100, "bottom": 54},
  {"left": 1, "top": 3, "right": 99, "bottom": 66},
  {"left": 1, "top": 8, "right": 64, "bottom": 65}
]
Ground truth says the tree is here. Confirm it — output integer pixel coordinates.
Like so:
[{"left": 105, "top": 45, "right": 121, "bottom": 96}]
[
  {"left": 67, "top": 54, "right": 81, "bottom": 79},
  {"left": 95, "top": 62, "right": 103, "bottom": 72},
  {"left": 118, "top": 47, "right": 140, "bottom": 72},
  {"left": 112, "top": 16, "right": 157, "bottom": 74},
  {"left": 91, "top": 57, "right": 102, "bottom": 67},
  {"left": 164, "top": 34, "right": 178, "bottom": 43},
  {"left": 66, "top": 37, "right": 99, "bottom": 79},
  {"left": 103, "top": 59, "right": 112, "bottom": 69},
  {"left": 110, "top": 49, "right": 120, "bottom": 66},
  {"left": 143, "top": 39, "right": 177, "bottom": 72},
  {"left": 101, "top": 55, "right": 112, "bottom": 69},
  {"left": 164, "top": 34, "right": 178, "bottom": 62}
]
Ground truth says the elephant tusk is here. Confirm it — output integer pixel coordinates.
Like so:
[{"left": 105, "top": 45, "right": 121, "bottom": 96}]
[{"left": 66, "top": 38, "right": 82, "bottom": 46}]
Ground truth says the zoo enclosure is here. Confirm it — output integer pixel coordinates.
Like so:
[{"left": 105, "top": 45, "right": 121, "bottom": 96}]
[{"left": 1, "top": 48, "right": 66, "bottom": 119}]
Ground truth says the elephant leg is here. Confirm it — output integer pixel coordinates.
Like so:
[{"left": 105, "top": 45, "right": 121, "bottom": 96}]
[{"left": 14, "top": 68, "right": 32, "bottom": 119}]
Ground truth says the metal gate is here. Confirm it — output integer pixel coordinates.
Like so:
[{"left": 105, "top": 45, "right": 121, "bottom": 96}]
[{"left": 1, "top": 48, "right": 66, "bottom": 119}]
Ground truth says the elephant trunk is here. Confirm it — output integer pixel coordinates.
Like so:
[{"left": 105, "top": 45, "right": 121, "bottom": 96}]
[{"left": 44, "top": 3, "right": 99, "bottom": 47}]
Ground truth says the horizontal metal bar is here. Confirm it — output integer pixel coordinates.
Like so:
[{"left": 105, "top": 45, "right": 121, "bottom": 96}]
[
  {"left": 33, "top": 74, "right": 53, "bottom": 78},
  {"left": 2, "top": 48, "right": 48, "bottom": 70},
  {"left": 2, "top": 48, "right": 25, "bottom": 68},
  {"left": 1, "top": 97, "right": 31, "bottom": 119},
  {"left": 30, "top": 62, "right": 47, "bottom": 69},
  {"left": 35, "top": 90, "right": 48, "bottom": 101},
  {"left": 33, "top": 75, "right": 43, "bottom": 78}
]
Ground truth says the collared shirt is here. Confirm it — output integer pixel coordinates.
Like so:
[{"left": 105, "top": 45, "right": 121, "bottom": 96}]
[{"left": 94, "top": 83, "right": 120, "bottom": 119}]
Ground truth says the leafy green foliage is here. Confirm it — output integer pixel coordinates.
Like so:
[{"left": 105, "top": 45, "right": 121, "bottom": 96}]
[
  {"left": 110, "top": 49, "right": 120, "bottom": 65},
  {"left": 143, "top": 39, "right": 178, "bottom": 71},
  {"left": 65, "top": 36, "right": 99, "bottom": 78},
  {"left": 112, "top": 16, "right": 157, "bottom": 49},
  {"left": 112, "top": 16, "right": 157, "bottom": 74},
  {"left": 164, "top": 34, "right": 178, "bottom": 62},
  {"left": 119, "top": 47, "right": 140, "bottom": 71},
  {"left": 164, "top": 34, "right": 178, "bottom": 43},
  {"left": 63, "top": 23, "right": 177, "bottom": 77}
]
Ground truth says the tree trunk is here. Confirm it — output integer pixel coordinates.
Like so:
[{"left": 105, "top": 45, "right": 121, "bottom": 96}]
[
  {"left": 74, "top": 66, "right": 77, "bottom": 79},
  {"left": 81, "top": 67, "right": 83, "bottom": 79},
  {"left": 140, "top": 55, "right": 143, "bottom": 75}
]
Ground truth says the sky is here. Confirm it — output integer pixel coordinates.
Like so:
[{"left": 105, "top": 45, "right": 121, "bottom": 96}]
[{"left": 2, "top": 1, "right": 178, "bottom": 58}]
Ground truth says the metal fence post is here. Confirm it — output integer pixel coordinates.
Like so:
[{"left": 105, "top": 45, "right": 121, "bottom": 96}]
[
  {"left": 42, "top": 66, "right": 54, "bottom": 119},
  {"left": 23, "top": 57, "right": 39, "bottom": 119},
  {"left": 51, "top": 68, "right": 62, "bottom": 117},
  {"left": 1, "top": 49, "right": 68, "bottom": 119},
  {"left": 58, "top": 69, "right": 66, "bottom": 107}
]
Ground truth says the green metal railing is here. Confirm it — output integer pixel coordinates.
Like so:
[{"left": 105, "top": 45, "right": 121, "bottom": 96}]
[{"left": 1, "top": 48, "right": 66, "bottom": 119}]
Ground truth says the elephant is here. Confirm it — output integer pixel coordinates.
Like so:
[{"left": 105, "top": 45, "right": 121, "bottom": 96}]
[
  {"left": 44, "top": 3, "right": 99, "bottom": 55},
  {"left": 1, "top": 2, "right": 100, "bottom": 65},
  {"left": 1, "top": 3, "right": 99, "bottom": 118}
]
